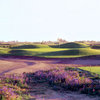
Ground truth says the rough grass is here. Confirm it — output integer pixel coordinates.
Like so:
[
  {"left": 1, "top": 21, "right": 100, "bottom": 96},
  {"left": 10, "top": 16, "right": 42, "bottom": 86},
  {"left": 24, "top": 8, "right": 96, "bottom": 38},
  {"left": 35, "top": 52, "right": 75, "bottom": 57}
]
[
  {"left": 79, "top": 67, "right": 100, "bottom": 75},
  {"left": 26, "top": 68, "right": 100, "bottom": 96},
  {"left": 0, "top": 74, "right": 30, "bottom": 100}
]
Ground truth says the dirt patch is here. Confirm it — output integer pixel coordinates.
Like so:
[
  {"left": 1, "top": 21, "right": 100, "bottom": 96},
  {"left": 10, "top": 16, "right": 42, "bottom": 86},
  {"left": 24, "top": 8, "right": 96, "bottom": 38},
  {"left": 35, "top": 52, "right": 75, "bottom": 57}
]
[
  {"left": 0, "top": 57, "right": 56, "bottom": 75},
  {"left": 70, "top": 60, "right": 100, "bottom": 66},
  {"left": 28, "top": 77, "right": 99, "bottom": 100},
  {"left": 0, "top": 57, "right": 100, "bottom": 100},
  {"left": 0, "top": 57, "right": 100, "bottom": 75}
]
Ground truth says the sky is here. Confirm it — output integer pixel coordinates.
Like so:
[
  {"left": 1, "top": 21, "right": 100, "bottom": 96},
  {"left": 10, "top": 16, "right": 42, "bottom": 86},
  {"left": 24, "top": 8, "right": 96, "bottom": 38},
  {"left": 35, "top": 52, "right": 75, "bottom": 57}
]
[{"left": 0, "top": 0, "right": 100, "bottom": 42}]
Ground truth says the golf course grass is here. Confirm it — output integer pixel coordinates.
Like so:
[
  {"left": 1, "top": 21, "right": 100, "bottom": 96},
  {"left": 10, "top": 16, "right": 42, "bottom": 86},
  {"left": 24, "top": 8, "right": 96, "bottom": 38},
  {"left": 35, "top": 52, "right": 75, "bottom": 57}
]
[
  {"left": 79, "top": 67, "right": 100, "bottom": 75},
  {"left": 11, "top": 44, "right": 50, "bottom": 49},
  {"left": 0, "top": 42, "right": 100, "bottom": 58},
  {"left": 0, "top": 48, "right": 10, "bottom": 55},
  {"left": 50, "top": 42, "right": 89, "bottom": 48}
]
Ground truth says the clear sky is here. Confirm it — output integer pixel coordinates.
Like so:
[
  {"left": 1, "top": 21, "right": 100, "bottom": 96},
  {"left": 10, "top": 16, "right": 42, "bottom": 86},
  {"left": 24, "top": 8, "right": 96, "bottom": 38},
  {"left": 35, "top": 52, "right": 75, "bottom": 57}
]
[{"left": 0, "top": 0, "right": 100, "bottom": 42}]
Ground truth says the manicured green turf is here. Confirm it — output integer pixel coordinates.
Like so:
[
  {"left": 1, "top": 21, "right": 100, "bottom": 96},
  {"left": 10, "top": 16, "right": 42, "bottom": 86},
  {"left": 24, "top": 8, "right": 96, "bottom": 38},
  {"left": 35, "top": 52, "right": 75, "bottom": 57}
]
[
  {"left": 11, "top": 44, "right": 50, "bottom": 49},
  {"left": 79, "top": 67, "right": 100, "bottom": 75},
  {"left": 0, "top": 42, "right": 100, "bottom": 58},
  {"left": 9, "top": 48, "right": 68, "bottom": 56},
  {"left": 8, "top": 48, "right": 100, "bottom": 58},
  {"left": 0, "top": 48, "right": 10, "bottom": 55},
  {"left": 50, "top": 42, "right": 89, "bottom": 48},
  {"left": 41, "top": 48, "right": 100, "bottom": 57},
  {"left": 11, "top": 42, "right": 89, "bottom": 49}
]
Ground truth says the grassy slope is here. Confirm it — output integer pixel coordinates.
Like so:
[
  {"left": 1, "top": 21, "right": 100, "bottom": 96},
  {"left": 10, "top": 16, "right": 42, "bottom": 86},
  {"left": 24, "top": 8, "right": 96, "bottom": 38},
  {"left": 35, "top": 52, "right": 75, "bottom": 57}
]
[
  {"left": 79, "top": 67, "right": 100, "bottom": 75},
  {"left": 50, "top": 42, "right": 89, "bottom": 48},
  {"left": 0, "top": 43, "right": 100, "bottom": 58},
  {"left": 0, "top": 48, "right": 10, "bottom": 55},
  {"left": 8, "top": 48, "right": 68, "bottom": 56},
  {"left": 8, "top": 48, "right": 100, "bottom": 58},
  {"left": 11, "top": 44, "right": 50, "bottom": 49},
  {"left": 40, "top": 48, "right": 100, "bottom": 58}
]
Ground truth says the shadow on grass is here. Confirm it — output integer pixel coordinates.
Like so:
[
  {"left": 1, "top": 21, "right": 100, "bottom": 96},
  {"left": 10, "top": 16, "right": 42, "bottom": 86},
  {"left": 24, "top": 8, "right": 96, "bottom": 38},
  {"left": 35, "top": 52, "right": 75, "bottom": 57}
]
[
  {"left": 9, "top": 50, "right": 39, "bottom": 56},
  {"left": 0, "top": 49, "right": 82, "bottom": 57},
  {"left": 10, "top": 45, "right": 39, "bottom": 49},
  {"left": 0, "top": 49, "right": 39, "bottom": 57},
  {"left": 0, "top": 49, "right": 100, "bottom": 60},
  {"left": 49, "top": 42, "right": 88, "bottom": 48},
  {"left": 40, "top": 50, "right": 81, "bottom": 56}
]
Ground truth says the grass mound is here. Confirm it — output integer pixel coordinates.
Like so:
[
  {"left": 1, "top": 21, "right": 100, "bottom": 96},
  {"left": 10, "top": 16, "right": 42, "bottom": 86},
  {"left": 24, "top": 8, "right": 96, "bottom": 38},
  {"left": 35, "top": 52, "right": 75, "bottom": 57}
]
[
  {"left": 0, "top": 43, "right": 100, "bottom": 58},
  {"left": 11, "top": 44, "right": 50, "bottom": 49},
  {"left": 7, "top": 48, "right": 100, "bottom": 58},
  {"left": 8, "top": 48, "right": 67, "bottom": 56},
  {"left": 40, "top": 48, "right": 100, "bottom": 57},
  {"left": 50, "top": 42, "right": 89, "bottom": 48}
]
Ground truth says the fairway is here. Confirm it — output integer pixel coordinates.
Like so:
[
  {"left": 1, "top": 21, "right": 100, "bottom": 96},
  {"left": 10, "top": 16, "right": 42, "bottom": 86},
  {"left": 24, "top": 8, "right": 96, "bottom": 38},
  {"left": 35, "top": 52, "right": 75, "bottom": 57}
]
[
  {"left": 51, "top": 42, "right": 89, "bottom": 48},
  {"left": 6, "top": 48, "right": 100, "bottom": 57},
  {"left": 0, "top": 42, "right": 100, "bottom": 58},
  {"left": 0, "top": 48, "right": 10, "bottom": 55},
  {"left": 8, "top": 43, "right": 100, "bottom": 57},
  {"left": 20, "top": 48, "right": 100, "bottom": 57},
  {"left": 79, "top": 67, "right": 100, "bottom": 75},
  {"left": 1, "top": 45, "right": 100, "bottom": 58}
]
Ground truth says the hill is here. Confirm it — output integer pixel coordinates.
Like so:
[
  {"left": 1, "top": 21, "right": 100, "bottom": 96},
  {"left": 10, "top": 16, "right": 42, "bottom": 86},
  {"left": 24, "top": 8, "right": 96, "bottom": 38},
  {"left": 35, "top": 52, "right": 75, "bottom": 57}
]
[
  {"left": 50, "top": 42, "right": 89, "bottom": 48},
  {"left": 0, "top": 43, "right": 100, "bottom": 58},
  {"left": 11, "top": 44, "right": 50, "bottom": 49},
  {"left": 39, "top": 48, "right": 100, "bottom": 58}
]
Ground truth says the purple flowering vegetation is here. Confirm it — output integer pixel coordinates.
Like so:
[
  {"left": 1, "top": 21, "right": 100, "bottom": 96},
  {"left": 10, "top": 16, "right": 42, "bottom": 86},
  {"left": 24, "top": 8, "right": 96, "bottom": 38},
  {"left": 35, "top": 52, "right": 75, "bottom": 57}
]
[
  {"left": 25, "top": 67, "right": 100, "bottom": 96},
  {"left": 0, "top": 74, "right": 29, "bottom": 100},
  {"left": 0, "top": 66, "right": 100, "bottom": 99}
]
